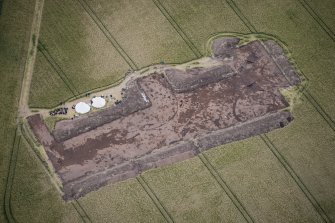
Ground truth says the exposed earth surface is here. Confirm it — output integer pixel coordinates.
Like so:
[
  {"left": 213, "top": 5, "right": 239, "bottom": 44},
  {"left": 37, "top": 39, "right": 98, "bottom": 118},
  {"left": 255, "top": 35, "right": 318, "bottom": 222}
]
[{"left": 27, "top": 37, "right": 300, "bottom": 200}]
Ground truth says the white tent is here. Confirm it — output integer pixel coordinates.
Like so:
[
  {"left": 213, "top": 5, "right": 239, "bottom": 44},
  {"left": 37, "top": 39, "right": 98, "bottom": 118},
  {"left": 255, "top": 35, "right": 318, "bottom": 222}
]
[
  {"left": 91, "top": 97, "right": 106, "bottom": 108},
  {"left": 75, "top": 102, "right": 91, "bottom": 114}
]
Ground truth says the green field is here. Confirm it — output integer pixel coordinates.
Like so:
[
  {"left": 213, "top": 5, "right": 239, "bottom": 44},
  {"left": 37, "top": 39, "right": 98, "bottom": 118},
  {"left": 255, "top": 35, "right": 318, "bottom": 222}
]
[
  {"left": 233, "top": 0, "right": 335, "bottom": 120},
  {"left": 0, "top": 0, "right": 36, "bottom": 222},
  {"left": 266, "top": 97, "right": 335, "bottom": 220},
  {"left": 141, "top": 158, "right": 246, "bottom": 222},
  {"left": 161, "top": 0, "right": 249, "bottom": 54},
  {"left": 85, "top": 0, "right": 195, "bottom": 68},
  {"left": 305, "top": 0, "right": 335, "bottom": 33},
  {"left": 29, "top": 51, "right": 74, "bottom": 108},
  {"left": 204, "top": 136, "right": 324, "bottom": 222},
  {"left": 1, "top": 0, "right": 335, "bottom": 222},
  {"left": 30, "top": 0, "right": 131, "bottom": 107}
]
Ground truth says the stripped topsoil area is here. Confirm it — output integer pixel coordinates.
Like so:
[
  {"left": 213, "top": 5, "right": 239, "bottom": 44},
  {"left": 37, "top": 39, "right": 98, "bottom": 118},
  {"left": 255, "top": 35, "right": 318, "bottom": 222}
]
[{"left": 27, "top": 38, "right": 300, "bottom": 200}]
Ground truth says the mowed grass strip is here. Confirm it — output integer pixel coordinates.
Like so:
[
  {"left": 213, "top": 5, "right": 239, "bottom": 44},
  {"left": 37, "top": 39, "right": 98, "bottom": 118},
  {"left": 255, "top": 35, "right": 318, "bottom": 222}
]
[
  {"left": 266, "top": 97, "right": 335, "bottom": 221},
  {"left": 10, "top": 139, "right": 82, "bottom": 223},
  {"left": 231, "top": 0, "right": 335, "bottom": 120},
  {"left": 85, "top": 0, "right": 195, "bottom": 68},
  {"left": 34, "top": 0, "right": 130, "bottom": 100},
  {"left": 304, "top": 0, "right": 335, "bottom": 35},
  {"left": 29, "top": 51, "right": 74, "bottom": 108},
  {"left": 141, "top": 158, "right": 247, "bottom": 223},
  {"left": 160, "top": 0, "right": 249, "bottom": 55},
  {"left": 204, "top": 137, "right": 324, "bottom": 223},
  {"left": 79, "top": 178, "right": 166, "bottom": 223}
]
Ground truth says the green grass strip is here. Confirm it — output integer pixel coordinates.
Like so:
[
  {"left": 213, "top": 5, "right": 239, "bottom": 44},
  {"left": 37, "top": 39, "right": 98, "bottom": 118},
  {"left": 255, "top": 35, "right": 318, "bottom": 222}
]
[
  {"left": 76, "top": 0, "right": 138, "bottom": 70},
  {"left": 137, "top": 176, "right": 174, "bottom": 223},
  {"left": 260, "top": 134, "right": 332, "bottom": 223},
  {"left": 198, "top": 154, "right": 254, "bottom": 223},
  {"left": 152, "top": 0, "right": 202, "bottom": 58}
]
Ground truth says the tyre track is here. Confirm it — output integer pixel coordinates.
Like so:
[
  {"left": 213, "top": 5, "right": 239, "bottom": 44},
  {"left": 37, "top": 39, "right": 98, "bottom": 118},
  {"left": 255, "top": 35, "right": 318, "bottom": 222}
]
[
  {"left": 152, "top": 0, "right": 202, "bottom": 58},
  {"left": 226, "top": 0, "right": 335, "bottom": 131},
  {"left": 260, "top": 134, "right": 332, "bottom": 223},
  {"left": 225, "top": 1, "right": 334, "bottom": 221},
  {"left": 3, "top": 130, "right": 20, "bottom": 223},
  {"left": 76, "top": 0, "right": 138, "bottom": 70},
  {"left": 4, "top": 0, "right": 44, "bottom": 221},
  {"left": 18, "top": 0, "right": 44, "bottom": 118},
  {"left": 72, "top": 200, "right": 92, "bottom": 223},
  {"left": 37, "top": 41, "right": 80, "bottom": 97},
  {"left": 298, "top": 0, "right": 335, "bottom": 42},
  {"left": 136, "top": 175, "right": 175, "bottom": 223},
  {"left": 198, "top": 154, "right": 254, "bottom": 223},
  {"left": 20, "top": 124, "right": 90, "bottom": 223}
]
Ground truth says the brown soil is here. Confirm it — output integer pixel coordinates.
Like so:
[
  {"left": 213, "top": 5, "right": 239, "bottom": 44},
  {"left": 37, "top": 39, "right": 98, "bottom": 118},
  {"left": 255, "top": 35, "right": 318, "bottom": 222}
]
[{"left": 27, "top": 38, "right": 300, "bottom": 200}]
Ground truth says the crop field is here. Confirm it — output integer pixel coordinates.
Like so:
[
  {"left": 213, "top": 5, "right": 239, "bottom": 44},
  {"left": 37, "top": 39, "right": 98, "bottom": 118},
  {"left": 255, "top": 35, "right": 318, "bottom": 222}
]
[
  {"left": 159, "top": 0, "right": 249, "bottom": 55},
  {"left": 1, "top": 0, "right": 334, "bottom": 223},
  {"left": 266, "top": 97, "right": 335, "bottom": 220},
  {"left": 140, "top": 158, "right": 247, "bottom": 222},
  {"left": 29, "top": 51, "right": 74, "bottom": 108},
  {"left": 305, "top": 0, "right": 335, "bottom": 32},
  {"left": 85, "top": 0, "right": 195, "bottom": 68},
  {"left": 31, "top": 0, "right": 131, "bottom": 107},
  {"left": 204, "top": 137, "right": 324, "bottom": 223},
  {"left": 233, "top": 0, "right": 335, "bottom": 120},
  {"left": 0, "top": 0, "right": 36, "bottom": 222},
  {"left": 80, "top": 179, "right": 166, "bottom": 222}
]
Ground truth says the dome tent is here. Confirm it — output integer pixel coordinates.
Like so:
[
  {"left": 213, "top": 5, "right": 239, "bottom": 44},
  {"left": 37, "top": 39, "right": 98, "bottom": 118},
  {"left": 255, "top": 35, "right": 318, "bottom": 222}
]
[
  {"left": 75, "top": 102, "right": 90, "bottom": 114},
  {"left": 91, "top": 97, "right": 106, "bottom": 108}
]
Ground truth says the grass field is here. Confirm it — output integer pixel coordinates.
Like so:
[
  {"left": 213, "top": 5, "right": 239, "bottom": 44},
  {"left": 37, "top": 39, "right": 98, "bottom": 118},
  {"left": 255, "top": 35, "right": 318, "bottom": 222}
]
[{"left": 2, "top": 0, "right": 335, "bottom": 222}]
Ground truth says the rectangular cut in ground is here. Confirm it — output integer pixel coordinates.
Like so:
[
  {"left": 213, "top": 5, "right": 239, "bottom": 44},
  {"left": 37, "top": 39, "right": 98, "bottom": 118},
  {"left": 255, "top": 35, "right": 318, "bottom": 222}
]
[{"left": 27, "top": 38, "right": 300, "bottom": 200}]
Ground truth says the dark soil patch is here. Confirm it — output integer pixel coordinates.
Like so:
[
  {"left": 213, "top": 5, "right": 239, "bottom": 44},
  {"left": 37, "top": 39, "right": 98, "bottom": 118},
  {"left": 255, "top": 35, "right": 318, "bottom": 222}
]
[{"left": 27, "top": 37, "right": 300, "bottom": 200}]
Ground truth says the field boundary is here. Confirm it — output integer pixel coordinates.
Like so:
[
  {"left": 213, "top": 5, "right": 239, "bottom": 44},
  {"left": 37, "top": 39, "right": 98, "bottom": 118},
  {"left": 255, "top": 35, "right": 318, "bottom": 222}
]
[
  {"left": 225, "top": 0, "right": 335, "bottom": 131},
  {"left": 198, "top": 154, "right": 254, "bottom": 223},
  {"left": 37, "top": 42, "right": 80, "bottom": 97},
  {"left": 137, "top": 176, "right": 174, "bottom": 223},
  {"left": 152, "top": 0, "right": 202, "bottom": 58},
  {"left": 76, "top": 0, "right": 137, "bottom": 70},
  {"left": 260, "top": 134, "right": 332, "bottom": 223},
  {"left": 298, "top": 0, "right": 335, "bottom": 42}
]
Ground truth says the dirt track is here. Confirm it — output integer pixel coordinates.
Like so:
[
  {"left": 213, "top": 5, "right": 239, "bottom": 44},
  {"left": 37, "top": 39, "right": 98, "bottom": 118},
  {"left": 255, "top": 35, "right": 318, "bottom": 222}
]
[{"left": 27, "top": 37, "right": 300, "bottom": 200}]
